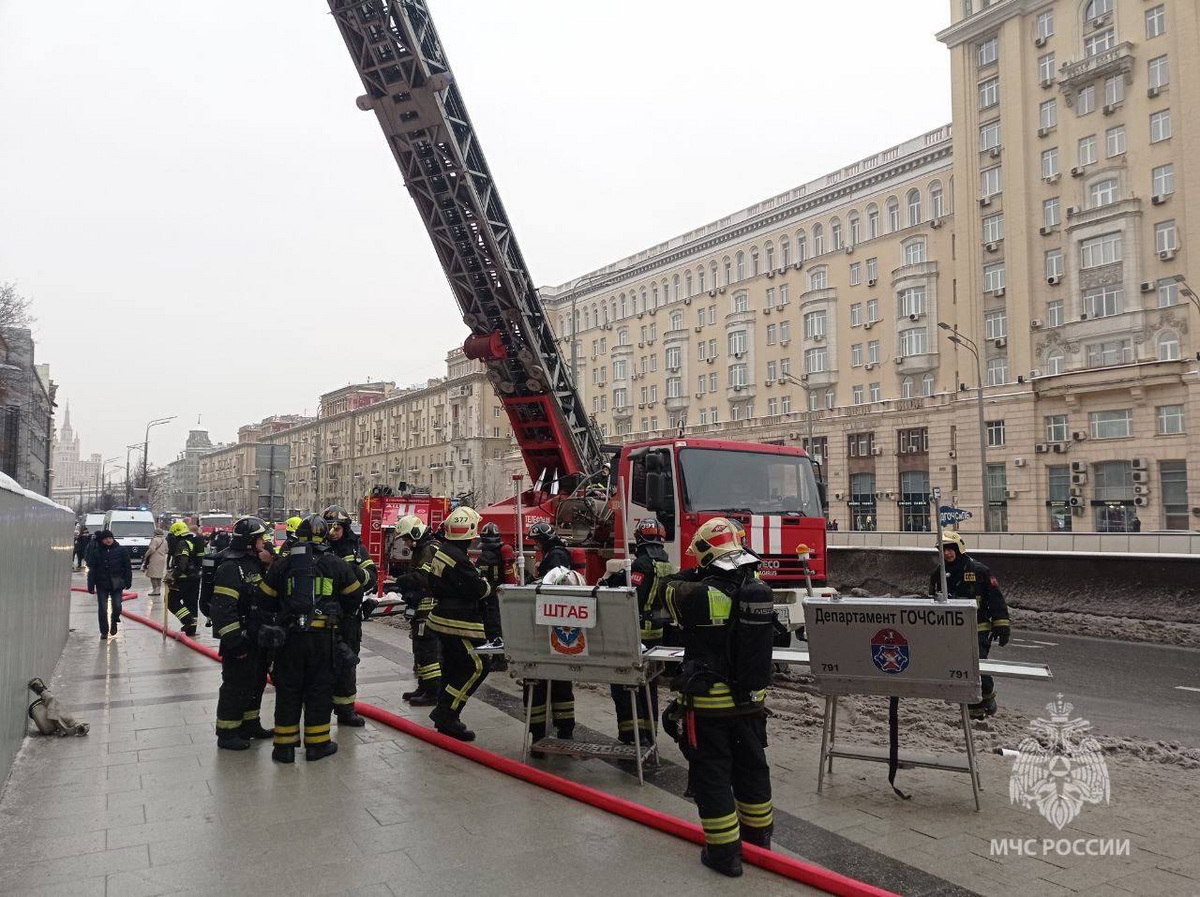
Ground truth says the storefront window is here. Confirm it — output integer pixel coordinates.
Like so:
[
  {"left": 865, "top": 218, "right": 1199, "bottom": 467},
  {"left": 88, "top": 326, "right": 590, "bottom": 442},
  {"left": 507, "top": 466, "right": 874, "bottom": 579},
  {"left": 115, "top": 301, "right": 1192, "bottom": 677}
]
[
  {"left": 1093, "top": 460, "right": 1135, "bottom": 532},
  {"left": 1047, "top": 465, "right": 1072, "bottom": 531},
  {"left": 899, "top": 470, "right": 931, "bottom": 532},
  {"left": 849, "top": 472, "right": 877, "bottom": 531}
]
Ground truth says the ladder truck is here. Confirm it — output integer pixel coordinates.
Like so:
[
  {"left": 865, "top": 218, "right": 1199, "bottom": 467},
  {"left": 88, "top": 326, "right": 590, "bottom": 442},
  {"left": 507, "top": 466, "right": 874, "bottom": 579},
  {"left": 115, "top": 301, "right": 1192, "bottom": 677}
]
[{"left": 327, "top": 1, "right": 829, "bottom": 607}]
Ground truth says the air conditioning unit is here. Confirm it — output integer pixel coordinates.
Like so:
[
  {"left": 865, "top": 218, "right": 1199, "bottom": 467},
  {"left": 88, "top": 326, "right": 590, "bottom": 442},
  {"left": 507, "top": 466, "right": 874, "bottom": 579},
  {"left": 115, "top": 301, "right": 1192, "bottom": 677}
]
[
  {"left": 638, "top": 312, "right": 645, "bottom": 319},
  {"left": 871, "top": 447, "right": 884, "bottom": 456},
  {"left": 1045, "top": 173, "right": 1061, "bottom": 184},
  {"left": 1038, "top": 127, "right": 1052, "bottom": 138},
  {"left": 694, "top": 392, "right": 704, "bottom": 399},
  {"left": 1091, "top": 13, "right": 1110, "bottom": 27},
  {"left": 930, "top": 218, "right": 943, "bottom": 229},
  {"left": 1138, "top": 281, "right": 1157, "bottom": 294},
  {"left": 1066, "top": 205, "right": 1079, "bottom": 217},
  {"left": 776, "top": 303, "right": 786, "bottom": 311},
  {"left": 667, "top": 366, "right": 680, "bottom": 373},
  {"left": 780, "top": 339, "right": 790, "bottom": 347},
  {"left": 845, "top": 245, "right": 855, "bottom": 255},
  {"left": 834, "top": 491, "right": 845, "bottom": 501},
  {"left": 1014, "top": 458, "right": 1027, "bottom": 468},
  {"left": 637, "top": 342, "right": 644, "bottom": 349},
  {"left": 1132, "top": 470, "right": 1149, "bottom": 484},
  {"left": 1069, "top": 496, "right": 1084, "bottom": 507},
  {"left": 683, "top": 296, "right": 691, "bottom": 305},
  {"left": 1035, "top": 35, "right": 1047, "bottom": 47},
  {"left": 1133, "top": 495, "right": 1149, "bottom": 508},
  {"left": 874, "top": 490, "right": 886, "bottom": 499},
  {"left": 1070, "top": 486, "right": 1084, "bottom": 497},
  {"left": 1134, "top": 485, "right": 1150, "bottom": 496},
  {"left": 1072, "top": 473, "right": 1088, "bottom": 485},
  {"left": 1148, "top": 85, "right": 1162, "bottom": 98},
  {"left": 1046, "top": 272, "right": 1062, "bottom": 284},
  {"left": 1030, "top": 368, "right": 1042, "bottom": 378},
  {"left": 1039, "top": 226, "right": 1054, "bottom": 236},
  {"left": 948, "top": 450, "right": 957, "bottom": 459},
  {"left": 706, "top": 357, "right": 715, "bottom": 365},
  {"left": 733, "top": 352, "right": 744, "bottom": 359},
  {"left": 694, "top": 325, "right": 703, "bottom": 332},
  {"left": 894, "top": 356, "right": 904, "bottom": 365},
  {"left": 909, "top": 313, "right": 920, "bottom": 322},
  {"left": 885, "top": 490, "right": 898, "bottom": 500},
  {"left": 763, "top": 306, "right": 771, "bottom": 315},
  {"left": 864, "top": 362, "right": 876, "bottom": 371},
  {"left": 708, "top": 290, "right": 717, "bottom": 298},
  {"left": 985, "top": 241, "right": 999, "bottom": 253},
  {"left": 994, "top": 337, "right": 1007, "bottom": 349},
  {"left": 766, "top": 271, "right": 775, "bottom": 279},
  {"left": 1052, "top": 442, "right": 1066, "bottom": 453},
  {"left": 718, "top": 287, "right": 726, "bottom": 295},
  {"left": 637, "top": 403, "right": 645, "bottom": 409},
  {"left": 993, "top": 287, "right": 1006, "bottom": 298},
  {"left": 868, "top": 278, "right": 878, "bottom": 287},
  {"left": 733, "top": 384, "right": 744, "bottom": 392},
  {"left": 1152, "top": 194, "right": 1167, "bottom": 206},
  {"left": 813, "top": 333, "right": 825, "bottom": 343},
  {"left": 1132, "top": 457, "right": 1149, "bottom": 470},
  {"left": 1006, "top": 489, "right": 1019, "bottom": 498},
  {"left": 989, "top": 146, "right": 1002, "bottom": 159},
  {"left": 979, "top": 195, "right": 993, "bottom": 207},
  {"left": 864, "top": 321, "right": 875, "bottom": 331},
  {"left": 1035, "top": 443, "right": 1050, "bottom": 454},
  {"left": 1070, "top": 166, "right": 1084, "bottom": 178},
  {"left": 1071, "top": 461, "right": 1088, "bottom": 473},
  {"left": 1160, "top": 249, "right": 1177, "bottom": 261},
  {"left": 764, "top": 379, "right": 774, "bottom": 387},
  {"left": 1040, "top": 77, "right": 1054, "bottom": 89}
]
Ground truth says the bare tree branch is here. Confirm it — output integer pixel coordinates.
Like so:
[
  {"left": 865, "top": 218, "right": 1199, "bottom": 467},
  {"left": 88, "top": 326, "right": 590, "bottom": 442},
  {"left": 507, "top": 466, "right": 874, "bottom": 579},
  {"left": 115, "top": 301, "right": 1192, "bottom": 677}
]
[{"left": 0, "top": 282, "right": 34, "bottom": 331}]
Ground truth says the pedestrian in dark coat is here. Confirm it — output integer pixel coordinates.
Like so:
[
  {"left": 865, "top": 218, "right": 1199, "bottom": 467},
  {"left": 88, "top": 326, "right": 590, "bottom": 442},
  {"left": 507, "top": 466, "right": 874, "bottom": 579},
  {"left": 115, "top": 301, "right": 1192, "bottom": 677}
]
[{"left": 87, "top": 530, "right": 132, "bottom": 640}]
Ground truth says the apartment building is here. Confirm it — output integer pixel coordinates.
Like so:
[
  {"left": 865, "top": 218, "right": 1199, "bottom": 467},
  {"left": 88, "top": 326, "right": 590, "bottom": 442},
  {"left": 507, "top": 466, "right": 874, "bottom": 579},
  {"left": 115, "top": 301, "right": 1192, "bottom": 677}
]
[{"left": 539, "top": 0, "right": 1197, "bottom": 533}]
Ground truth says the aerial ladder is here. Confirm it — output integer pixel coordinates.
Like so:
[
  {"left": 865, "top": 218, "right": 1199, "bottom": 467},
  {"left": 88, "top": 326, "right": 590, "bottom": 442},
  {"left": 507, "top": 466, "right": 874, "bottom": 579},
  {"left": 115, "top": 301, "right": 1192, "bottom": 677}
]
[{"left": 327, "top": 0, "right": 829, "bottom": 595}]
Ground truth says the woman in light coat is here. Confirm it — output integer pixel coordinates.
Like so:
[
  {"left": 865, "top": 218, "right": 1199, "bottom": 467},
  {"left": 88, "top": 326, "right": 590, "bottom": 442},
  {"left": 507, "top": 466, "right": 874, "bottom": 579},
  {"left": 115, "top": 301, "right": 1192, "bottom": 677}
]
[{"left": 142, "top": 530, "right": 168, "bottom": 595}]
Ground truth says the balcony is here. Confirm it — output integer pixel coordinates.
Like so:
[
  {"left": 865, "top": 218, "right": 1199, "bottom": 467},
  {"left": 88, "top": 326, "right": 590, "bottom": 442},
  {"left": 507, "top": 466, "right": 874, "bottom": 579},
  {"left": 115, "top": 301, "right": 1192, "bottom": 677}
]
[
  {"left": 1066, "top": 197, "right": 1142, "bottom": 231},
  {"left": 663, "top": 327, "right": 691, "bottom": 345},
  {"left": 799, "top": 287, "right": 837, "bottom": 308},
  {"left": 724, "top": 309, "right": 757, "bottom": 328},
  {"left": 890, "top": 261, "right": 939, "bottom": 286},
  {"left": 664, "top": 395, "right": 690, "bottom": 413},
  {"left": 726, "top": 383, "right": 757, "bottom": 402},
  {"left": 895, "top": 352, "right": 939, "bottom": 375},
  {"left": 1058, "top": 42, "right": 1134, "bottom": 106}
]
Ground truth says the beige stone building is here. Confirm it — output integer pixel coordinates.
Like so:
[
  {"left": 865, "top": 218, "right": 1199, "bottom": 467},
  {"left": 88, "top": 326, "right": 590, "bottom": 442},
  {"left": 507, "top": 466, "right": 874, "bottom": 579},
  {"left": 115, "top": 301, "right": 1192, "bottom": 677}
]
[{"left": 539, "top": 0, "right": 1197, "bottom": 534}]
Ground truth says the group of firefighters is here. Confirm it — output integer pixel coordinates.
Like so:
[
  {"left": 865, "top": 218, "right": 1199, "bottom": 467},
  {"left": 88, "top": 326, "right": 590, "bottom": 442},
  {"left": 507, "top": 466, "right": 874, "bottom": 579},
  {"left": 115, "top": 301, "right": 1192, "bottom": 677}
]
[{"left": 151, "top": 502, "right": 1008, "bottom": 878}]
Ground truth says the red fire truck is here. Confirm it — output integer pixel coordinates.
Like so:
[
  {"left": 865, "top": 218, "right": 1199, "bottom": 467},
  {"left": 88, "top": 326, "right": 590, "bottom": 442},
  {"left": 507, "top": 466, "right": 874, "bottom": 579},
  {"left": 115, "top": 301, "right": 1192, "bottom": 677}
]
[
  {"left": 359, "top": 492, "right": 450, "bottom": 596},
  {"left": 328, "top": 1, "right": 828, "bottom": 593}
]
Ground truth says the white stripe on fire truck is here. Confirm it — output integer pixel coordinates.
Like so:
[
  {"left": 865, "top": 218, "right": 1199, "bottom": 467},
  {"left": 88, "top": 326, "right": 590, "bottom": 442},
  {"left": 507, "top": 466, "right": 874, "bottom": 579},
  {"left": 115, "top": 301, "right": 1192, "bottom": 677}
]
[
  {"left": 750, "top": 515, "right": 766, "bottom": 554},
  {"left": 768, "top": 516, "right": 782, "bottom": 555}
]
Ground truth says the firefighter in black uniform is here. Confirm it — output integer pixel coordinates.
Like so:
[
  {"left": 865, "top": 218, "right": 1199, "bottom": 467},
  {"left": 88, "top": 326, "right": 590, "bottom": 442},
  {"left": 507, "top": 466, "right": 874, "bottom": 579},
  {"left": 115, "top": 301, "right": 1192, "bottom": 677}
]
[
  {"left": 525, "top": 522, "right": 576, "bottom": 743},
  {"left": 166, "top": 520, "right": 203, "bottom": 637},
  {"left": 476, "top": 522, "right": 516, "bottom": 644},
  {"left": 257, "top": 515, "right": 362, "bottom": 763},
  {"left": 662, "top": 517, "right": 775, "bottom": 878},
  {"left": 396, "top": 514, "right": 442, "bottom": 706},
  {"left": 323, "top": 505, "right": 376, "bottom": 727},
  {"left": 929, "top": 529, "right": 1011, "bottom": 718},
  {"left": 212, "top": 516, "right": 276, "bottom": 750},
  {"left": 425, "top": 506, "right": 493, "bottom": 741},
  {"left": 605, "top": 518, "right": 676, "bottom": 744}
]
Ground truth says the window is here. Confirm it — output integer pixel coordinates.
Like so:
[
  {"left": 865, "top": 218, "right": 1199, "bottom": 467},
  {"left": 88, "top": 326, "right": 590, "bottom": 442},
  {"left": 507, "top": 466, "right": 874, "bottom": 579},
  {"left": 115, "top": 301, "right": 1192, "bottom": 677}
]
[
  {"left": 984, "top": 308, "right": 1007, "bottom": 340},
  {"left": 983, "top": 262, "right": 1006, "bottom": 292},
  {"left": 1047, "top": 466, "right": 1072, "bottom": 530},
  {"left": 852, "top": 385, "right": 864, "bottom": 405},
  {"left": 850, "top": 303, "right": 862, "bottom": 326},
  {"left": 866, "top": 299, "right": 879, "bottom": 323},
  {"left": 765, "top": 360, "right": 777, "bottom": 381},
  {"left": 901, "top": 376, "right": 914, "bottom": 399},
  {"left": 1045, "top": 415, "right": 1069, "bottom": 442},
  {"left": 1089, "top": 177, "right": 1118, "bottom": 207},
  {"left": 1038, "top": 53, "right": 1056, "bottom": 84},
  {"left": 1156, "top": 330, "right": 1180, "bottom": 361},
  {"left": 848, "top": 472, "right": 877, "bottom": 531},
  {"left": 978, "top": 76, "right": 999, "bottom": 108},
  {"left": 982, "top": 214, "right": 1004, "bottom": 243},
  {"left": 1080, "top": 232, "right": 1121, "bottom": 268},
  {"left": 900, "top": 328, "right": 928, "bottom": 356},
  {"left": 887, "top": 198, "right": 900, "bottom": 232},
  {"left": 779, "top": 284, "right": 789, "bottom": 306},
  {"left": 930, "top": 182, "right": 945, "bottom": 218},
  {"left": 849, "top": 214, "right": 861, "bottom": 245},
  {"left": 987, "top": 356, "right": 1008, "bottom": 385},
  {"left": 807, "top": 390, "right": 819, "bottom": 412},
  {"left": 1045, "top": 249, "right": 1064, "bottom": 279},
  {"left": 867, "top": 340, "right": 880, "bottom": 364},
  {"left": 1157, "top": 405, "right": 1184, "bottom": 435},
  {"left": 866, "top": 258, "right": 878, "bottom": 283},
  {"left": 780, "top": 320, "right": 791, "bottom": 342},
  {"left": 709, "top": 372, "right": 718, "bottom": 391},
  {"left": 613, "top": 388, "right": 627, "bottom": 408},
  {"left": 1077, "top": 84, "right": 1096, "bottom": 115},
  {"left": 904, "top": 240, "right": 926, "bottom": 265},
  {"left": 735, "top": 252, "right": 746, "bottom": 281},
  {"left": 847, "top": 432, "right": 874, "bottom": 458},
  {"left": 1086, "top": 338, "right": 1132, "bottom": 366},
  {"left": 796, "top": 231, "right": 807, "bottom": 262},
  {"left": 1078, "top": 135, "right": 1097, "bottom": 166},
  {"left": 1104, "top": 74, "right": 1124, "bottom": 107},
  {"left": 900, "top": 470, "right": 931, "bottom": 533},
  {"left": 1153, "top": 164, "right": 1174, "bottom": 197},
  {"left": 898, "top": 427, "right": 928, "bottom": 454},
  {"left": 729, "top": 363, "right": 747, "bottom": 387},
  {"left": 766, "top": 398, "right": 778, "bottom": 417},
  {"left": 900, "top": 287, "right": 926, "bottom": 318},
  {"left": 1039, "top": 99, "right": 1057, "bottom": 130},
  {"left": 778, "top": 239, "right": 789, "bottom": 268},
  {"left": 666, "top": 377, "right": 681, "bottom": 398},
  {"left": 1041, "top": 147, "right": 1059, "bottom": 179},
  {"left": 850, "top": 262, "right": 862, "bottom": 286},
  {"left": 1089, "top": 409, "right": 1133, "bottom": 439},
  {"left": 907, "top": 189, "right": 922, "bottom": 226},
  {"left": 764, "top": 288, "right": 775, "bottom": 310},
  {"left": 1145, "top": 4, "right": 1166, "bottom": 39},
  {"left": 669, "top": 310, "right": 683, "bottom": 331},
  {"left": 986, "top": 464, "right": 1009, "bottom": 531},
  {"left": 1161, "top": 461, "right": 1189, "bottom": 529},
  {"left": 1150, "top": 109, "right": 1172, "bottom": 143},
  {"left": 977, "top": 36, "right": 998, "bottom": 66},
  {"left": 808, "top": 267, "right": 828, "bottom": 290},
  {"left": 1045, "top": 348, "right": 1065, "bottom": 375},
  {"left": 723, "top": 258, "right": 732, "bottom": 285},
  {"left": 812, "top": 225, "right": 825, "bottom": 255},
  {"left": 783, "top": 395, "right": 794, "bottom": 414},
  {"left": 1085, "top": 0, "right": 1113, "bottom": 18},
  {"left": 831, "top": 219, "right": 843, "bottom": 250},
  {"left": 665, "top": 346, "right": 681, "bottom": 369},
  {"left": 986, "top": 420, "right": 1005, "bottom": 448},
  {"left": 1159, "top": 281, "right": 1179, "bottom": 308},
  {"left": 1043, "top": 197, "right": 1061, "bottom": 228},
  {"left": 1037, "top": 10, "right": 1054, "bottom": 39},
  {"left": 823, "top": 389, "right": 834, "bottom": 410},
  {"left": 1084, "top": 30, "right": 1114, "bottom": 59},
  {"left": 1106, "top": 125, "right": 1125, "bottom": 157},
  {"left": 685, "top": 270, "right": 693, "bottom": 297},
  {"left": 614, "top": 359, "right": 628, "bottom": 380},
  {"left": 1156, "top": 220, "right": 1178, "bottom": 253},
  {"left": 804, "top": 347, "right": 828, "bottom": 373},
  {"left": 922, "top": 373, "right": 935, "bottom": 397},
  {"left": 766, "top": 324, "right": 777, "bottom": 346},
  {"left": 1084, "top": 286, "right": 1122, "bottom": 318},
  {"left": 803, "top": 310, "right": 827, "bottom": 340},
  {"left": 1148, "top": 55, "right": 1170, "bottom": 89},
  {"left": 867, "top": 206, "right": 880, "bottom": 239},
  {"left": 732, "top": 290, "right": 749, "bottom": 313},
  {"left": 727, "top": 330, "right": 747, "bottom": 356},
  {"left": 869, "top": 382, "right": 882, "bottom": 403}
]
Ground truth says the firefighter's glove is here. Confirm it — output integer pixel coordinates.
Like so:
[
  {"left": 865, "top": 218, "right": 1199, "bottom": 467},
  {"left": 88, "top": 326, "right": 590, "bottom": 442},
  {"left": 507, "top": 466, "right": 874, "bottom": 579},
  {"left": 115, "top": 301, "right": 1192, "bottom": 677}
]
[
  {"left": 992, "top": 626, "right": 1010, "bottom": 647},
  {"left": 661, "top": 700, "right": 684, "bottom": 744},
  {"left": 361, "top": 598, "right": 379, "bottom": 620},
  {"left": 257, "top": 624, "right": 287, "bottom": 649},
  {"left": 220, "top": 631, "right": 251, "bottom": 660},
  {"left": 336, "top": 640, "right": 360, "bottom": 669}
]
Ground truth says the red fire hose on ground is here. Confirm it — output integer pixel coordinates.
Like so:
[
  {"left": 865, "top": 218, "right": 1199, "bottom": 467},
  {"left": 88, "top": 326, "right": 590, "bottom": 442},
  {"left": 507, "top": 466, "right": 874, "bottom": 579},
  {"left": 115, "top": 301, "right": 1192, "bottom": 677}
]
[{"left": 114, "top": 603, "right": 896, "bottom": 897}]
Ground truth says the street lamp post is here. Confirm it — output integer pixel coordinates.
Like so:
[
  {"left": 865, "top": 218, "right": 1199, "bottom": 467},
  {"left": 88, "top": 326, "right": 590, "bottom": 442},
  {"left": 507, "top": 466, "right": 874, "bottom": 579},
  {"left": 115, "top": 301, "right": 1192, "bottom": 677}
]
[
  {"left": 125, "top": 443, "right": 143, "bottom": 505},
  {"left": 778, "top": 371, "right": 815, "bottom": 454},
  {"left": 939, "top": 323, "right": 989, "bottom": 531},
  {"left": 141, "top": 416, "right": 176, "bottom": 489}
]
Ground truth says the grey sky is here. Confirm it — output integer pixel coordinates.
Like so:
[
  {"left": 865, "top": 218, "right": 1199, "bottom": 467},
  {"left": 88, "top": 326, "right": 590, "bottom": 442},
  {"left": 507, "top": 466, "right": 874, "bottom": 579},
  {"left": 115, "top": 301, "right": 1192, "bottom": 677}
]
[{"left": 0, "top": 1, "right": 951, "bottom": 469}]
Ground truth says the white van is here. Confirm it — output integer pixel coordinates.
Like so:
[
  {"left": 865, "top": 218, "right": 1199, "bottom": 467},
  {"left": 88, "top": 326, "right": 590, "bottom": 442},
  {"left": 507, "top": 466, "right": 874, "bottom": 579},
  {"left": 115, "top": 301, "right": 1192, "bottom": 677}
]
[
  {"left": 83, "top": 512, "right": 106, "bottom": 534},
  {"left": 104, "top": 508, "right": 157, "bottom": 561}
]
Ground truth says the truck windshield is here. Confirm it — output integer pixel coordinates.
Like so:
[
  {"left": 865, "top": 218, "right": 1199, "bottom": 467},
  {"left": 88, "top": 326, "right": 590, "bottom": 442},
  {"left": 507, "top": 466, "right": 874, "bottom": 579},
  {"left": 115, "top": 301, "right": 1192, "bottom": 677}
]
[
  {"left": 109, "top": 521, "right": 155, "bottom": 539},
  {"left": 200, "top": 515, "right": 233, "bottom": 527},
  {"left": 678, "top": 448, "right": 822, "bottom": 517}
]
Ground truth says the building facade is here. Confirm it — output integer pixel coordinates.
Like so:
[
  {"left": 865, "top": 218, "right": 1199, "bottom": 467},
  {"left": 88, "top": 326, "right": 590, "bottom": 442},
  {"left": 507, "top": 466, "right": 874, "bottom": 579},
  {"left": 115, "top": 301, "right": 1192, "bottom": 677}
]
[
  {"left": 537, "top": 0, "right": 1196, "bottom": 533},
  {"left": 0, "top": 328, "right": 54, "bottom": 496},
  {"left": 164, "top": 429, "right": 213, "bottom": 514},
  {"left": 50, "top": 403, "right": 102, "bottom": 507}
]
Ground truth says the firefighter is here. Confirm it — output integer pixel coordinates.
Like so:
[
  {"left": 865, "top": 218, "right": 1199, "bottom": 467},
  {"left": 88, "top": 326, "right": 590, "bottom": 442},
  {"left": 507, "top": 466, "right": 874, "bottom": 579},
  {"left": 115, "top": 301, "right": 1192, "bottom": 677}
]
[
  {"left": 212, "top": 516, "right": 276, "bottom": 750},
  {"left": 395, "top": 514, "right": 441, "bottom": 706},
  {"left": 277, "top": 516, "right": 303, "bottom": 555},
  {"left": 662, "top": 518, "right": 775, "bottom": 878},
  {"left": 609, "top": 517, "right": 675, "bottom": 745},
  {"left": 166, "top": 520, "right": 203, "bottom": 637},
  {"left": 476, "top": 522, "right": 516, "bottom": 646},
  {"left": 257, "top": 514, "right": 361, "bottom": 763},
  {"left": 424, "top": 506, "right": 492, "bottom": 741},
  {"left": 323, "top": 505, "right": 375, "bottom": 727},
  {"left": 929, "top": 529, "right": 1010, "bottom": 718},
  {"left": 524, "top": 522, "right": 576, "bottom": 744}
]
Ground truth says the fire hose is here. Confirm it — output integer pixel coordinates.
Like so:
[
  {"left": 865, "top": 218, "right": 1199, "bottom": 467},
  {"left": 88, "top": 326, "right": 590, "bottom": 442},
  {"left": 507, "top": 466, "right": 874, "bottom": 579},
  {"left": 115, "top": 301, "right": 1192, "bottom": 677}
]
[{"left": 115, "top": 602, "right": 897, "bottom": 897}]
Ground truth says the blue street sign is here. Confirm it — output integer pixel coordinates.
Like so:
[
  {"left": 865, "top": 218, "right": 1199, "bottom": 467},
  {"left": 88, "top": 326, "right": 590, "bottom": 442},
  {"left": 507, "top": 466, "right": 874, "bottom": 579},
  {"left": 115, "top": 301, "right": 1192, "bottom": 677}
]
[{"left": 939, "top": 506, "right": 973, "bottom": 526}]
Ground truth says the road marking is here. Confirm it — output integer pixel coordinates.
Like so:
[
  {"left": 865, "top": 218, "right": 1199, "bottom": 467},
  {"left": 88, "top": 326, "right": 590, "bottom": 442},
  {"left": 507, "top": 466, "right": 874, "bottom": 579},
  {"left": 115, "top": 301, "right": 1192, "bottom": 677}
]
[
  {"left": 1174, "top": 686, "right": 1200, "bottom": 693},
  {"left": 1010, "top": 638, "right": 1058, "bottom": 649}
]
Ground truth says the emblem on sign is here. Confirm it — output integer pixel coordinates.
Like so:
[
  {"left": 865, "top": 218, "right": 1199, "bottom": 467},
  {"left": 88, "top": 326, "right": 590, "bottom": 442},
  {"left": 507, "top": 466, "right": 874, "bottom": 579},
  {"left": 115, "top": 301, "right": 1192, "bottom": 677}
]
[
  {"left": 549, "top": 626, "right": 587, "bottom": 657},
  {"left": 870, "top": 628, "right": 910, "bottom": 674}
]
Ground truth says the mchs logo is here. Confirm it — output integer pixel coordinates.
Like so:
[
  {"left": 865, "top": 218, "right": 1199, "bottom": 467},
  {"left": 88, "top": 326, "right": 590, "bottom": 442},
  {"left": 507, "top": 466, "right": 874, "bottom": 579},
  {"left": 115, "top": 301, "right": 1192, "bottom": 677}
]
[{"left": 870, "top": 628, "right": 910, "bottom": 674}]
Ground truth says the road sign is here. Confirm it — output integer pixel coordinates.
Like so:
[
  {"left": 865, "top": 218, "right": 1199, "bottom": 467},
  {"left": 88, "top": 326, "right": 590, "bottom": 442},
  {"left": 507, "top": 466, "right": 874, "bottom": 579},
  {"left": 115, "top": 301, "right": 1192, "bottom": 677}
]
[
  {"left": 939, "top": 505, "right": 973, "bottom": 527},
  {"left": 802, "top": 595, "right": 981, "bottom": 703}
]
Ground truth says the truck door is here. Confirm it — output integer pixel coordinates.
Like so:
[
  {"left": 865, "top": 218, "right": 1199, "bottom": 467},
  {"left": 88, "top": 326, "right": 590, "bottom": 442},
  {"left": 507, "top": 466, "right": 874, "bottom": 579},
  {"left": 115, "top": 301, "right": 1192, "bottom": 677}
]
[{"left": 627, "top": 447, "right": 680, "bottom": 569}]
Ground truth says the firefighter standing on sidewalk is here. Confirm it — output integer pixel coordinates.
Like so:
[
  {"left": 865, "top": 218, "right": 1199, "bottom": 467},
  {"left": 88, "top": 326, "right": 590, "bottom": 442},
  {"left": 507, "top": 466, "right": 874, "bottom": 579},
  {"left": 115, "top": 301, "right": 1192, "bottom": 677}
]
[
  {"left": 524, "top": 522, "right": 576, "bottom": 743},
  {"left": 323, "top": 505, "right": 375, "bottom": 728},
  {"left": 476, "top": 521, "right": 516, "bottom": 645},
  {"left": 425, "top": 506, "right": 492, "bottom": 742},
  {"left": 212, "top": 516, "right": 276, "bottom": 751},
  {"left": 257, "top": 515, "right": 361, "bottom": 763},
  {"left": 929, "top": 529, "right": 1011, "bottom": 718},
  {"left": 662, "top": 517, "right": 775, "bottom": 878},
  {"left": 166, "top": 520, "right": 203, "bottom": 637},
  {"left": 395, "top": 514, "right": 441, "bottom": 707}
]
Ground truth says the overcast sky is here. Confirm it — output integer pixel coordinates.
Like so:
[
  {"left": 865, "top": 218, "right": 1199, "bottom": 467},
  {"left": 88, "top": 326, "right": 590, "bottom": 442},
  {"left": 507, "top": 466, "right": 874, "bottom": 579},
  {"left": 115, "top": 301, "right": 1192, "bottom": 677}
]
[{"left": 0, "top": 1, "right": 951, "bottom": 469}]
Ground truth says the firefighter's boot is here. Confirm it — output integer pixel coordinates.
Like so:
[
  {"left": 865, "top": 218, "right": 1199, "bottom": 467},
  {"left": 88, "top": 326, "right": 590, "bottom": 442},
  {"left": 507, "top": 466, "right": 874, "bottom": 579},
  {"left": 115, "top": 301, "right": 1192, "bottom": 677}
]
[
  {"left": 240, "top": 720, "right": 274, "bottom": 740},
  {"left": 271, "top": 745, "right": 295, "bottom": 764},
  {"left": 306, "top": 741, "right": 339, "bottom": 762},
  {"left": 701, "top": 846, "right": 744, "bottom": 878},
  {"left": 217, "top": 733, "right": 251, "bottom": 751},
  {"left": 430, "top": 705, "right": 475, "bottom": 742},
  {"left": 336, "top": 708, "right": 366, "bottom": 727},
  {"left": 408, "top": 679, "right": 440, "bottom": 707}
]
